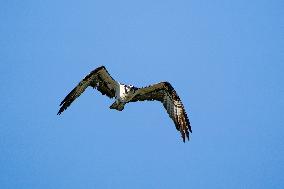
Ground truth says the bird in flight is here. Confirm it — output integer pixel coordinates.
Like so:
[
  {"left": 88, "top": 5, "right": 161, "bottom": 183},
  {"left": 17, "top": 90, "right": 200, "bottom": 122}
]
[{"left": 57, "top": 66, "right": 192, "bottom": 142}]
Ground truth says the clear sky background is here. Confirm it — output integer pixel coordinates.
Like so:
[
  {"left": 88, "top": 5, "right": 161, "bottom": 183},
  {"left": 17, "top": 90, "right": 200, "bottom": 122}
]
[{"left": 0, "top": 0, "right": 283, "bottom": 188}]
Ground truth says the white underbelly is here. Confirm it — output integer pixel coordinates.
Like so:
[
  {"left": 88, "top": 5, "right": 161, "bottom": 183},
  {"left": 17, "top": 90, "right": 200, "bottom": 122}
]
[
  {"left": 115, "top": 84, "right": 134, "bottom": 102},
  {"left": 115, "top": 85, "right": 127, "bottom": 102}
]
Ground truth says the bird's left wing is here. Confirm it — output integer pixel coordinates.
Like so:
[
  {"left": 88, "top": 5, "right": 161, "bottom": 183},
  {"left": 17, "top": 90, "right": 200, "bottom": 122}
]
[
  {"left": 130, "top": 82, "right": 191, "bottom": 142},
  {"left": 57, "top": 66, "right": 118, "bottom": 115}
]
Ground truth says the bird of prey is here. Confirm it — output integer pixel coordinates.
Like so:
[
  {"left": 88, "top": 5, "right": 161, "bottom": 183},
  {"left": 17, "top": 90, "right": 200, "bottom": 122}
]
[{"left": 57, "top": 66, "right": 192, "bottom": 142}]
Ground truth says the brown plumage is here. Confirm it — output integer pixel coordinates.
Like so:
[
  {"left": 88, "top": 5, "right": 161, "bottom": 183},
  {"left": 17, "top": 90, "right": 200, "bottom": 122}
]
[
  {"left": 57, "top": 66, "right": 117, "bottom": 115},
  {"left": 130, "top": 82, "right": 191, "bottom": 142},
  {"left": 58, "top": 66, "right": 192, "bottom": 142}
]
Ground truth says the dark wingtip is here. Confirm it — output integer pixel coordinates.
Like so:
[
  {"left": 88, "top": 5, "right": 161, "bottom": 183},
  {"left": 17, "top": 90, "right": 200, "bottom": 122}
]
[
  {"left": 57, "top": 101, "right": 64, "bottom": 115},
  {"left": 181, "top": 130, "right": 190, "bottom": 142},
  {"left": 57, "top": 105, "right": 65, "bottom": 115},
  {"left": 59, "top": 100, "right": 65, "bottom": 106},
  {"left": 188, "top": 121, "right": 192, "bottom": 133},
  {"left": 186, "top": 130, "right": 189, "bottom": 140},
  {"left": 57, "top": 109, "right": 62, "bottom": 115}
]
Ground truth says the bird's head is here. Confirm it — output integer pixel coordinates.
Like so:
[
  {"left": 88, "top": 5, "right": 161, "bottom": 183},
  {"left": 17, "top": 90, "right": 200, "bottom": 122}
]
[{"left": 125, "top": 84, "right": 137, "bottom": 93}]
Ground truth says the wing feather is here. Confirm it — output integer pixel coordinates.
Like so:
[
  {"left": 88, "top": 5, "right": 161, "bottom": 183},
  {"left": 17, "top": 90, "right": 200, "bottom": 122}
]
[
  {"left": 130, "top": 82, "right": 191, "bottom": 142},
  {"left": 57, "top": 66, "right": 118, "bottom": 115}
]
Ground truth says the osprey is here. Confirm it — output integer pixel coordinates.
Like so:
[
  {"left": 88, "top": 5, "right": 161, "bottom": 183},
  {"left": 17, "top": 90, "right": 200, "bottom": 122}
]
[{"left": 57, "top": 66, "right": 192, "bottom": 142}]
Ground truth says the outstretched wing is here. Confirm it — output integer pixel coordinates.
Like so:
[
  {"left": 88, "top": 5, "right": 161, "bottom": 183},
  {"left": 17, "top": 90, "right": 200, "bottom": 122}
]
[
  {"left": 57, "top": 66, "right": 118, "bottom": 115},
  {"left": 130, "top": 82, "right": 191, "bottom": 142}
]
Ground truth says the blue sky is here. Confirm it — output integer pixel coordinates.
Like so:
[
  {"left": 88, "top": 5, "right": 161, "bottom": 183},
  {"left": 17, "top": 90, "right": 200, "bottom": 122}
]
[{"left": 0, "top": 0, "right": 283, "bottom": 188}]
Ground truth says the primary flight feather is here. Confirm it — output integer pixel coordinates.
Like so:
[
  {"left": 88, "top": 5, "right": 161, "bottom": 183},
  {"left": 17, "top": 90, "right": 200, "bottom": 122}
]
[{"left": 57, "top": 66, "right": 192, "bottom": 142}]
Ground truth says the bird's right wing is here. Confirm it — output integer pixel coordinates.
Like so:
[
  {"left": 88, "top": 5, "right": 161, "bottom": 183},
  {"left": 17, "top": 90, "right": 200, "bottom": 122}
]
[
  {"left": 57, "top": 66, "right": 119, "bottom": 115},
  {"left": 130, "top": 82, "right": 191, "bottom": 142}
]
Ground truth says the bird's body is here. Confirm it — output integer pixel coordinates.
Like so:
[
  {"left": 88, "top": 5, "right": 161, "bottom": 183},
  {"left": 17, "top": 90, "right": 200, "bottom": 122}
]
[
  {"left": 58, "top": 66, "right": 192, "bottom": 142},
  {"left": 110, "top": 83, "right": 137, "bottom": 111}
]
